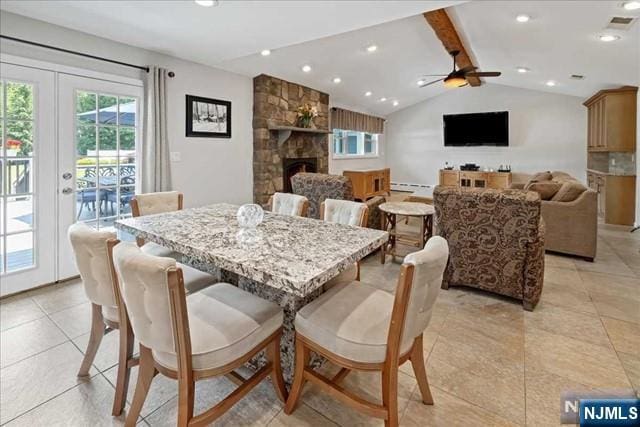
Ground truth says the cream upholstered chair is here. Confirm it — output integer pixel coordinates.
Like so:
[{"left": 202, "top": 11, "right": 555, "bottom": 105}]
[
  {"left": 321, "top": 199, "right": 369, "bottom": 289},
  {"left": 268, "top": 192, "right": 309, "bottom": 217},
  {"left": 130, "top": 191, "right": 183, "bottom": 259},
  {"left": 112, "top": 242, "right": 287, "bottom": 426},
  {"left": 285, "top": 236, "right": 449, "bottom": 427},
  {"left": 68, "top": 223, "right": 131, "bottom": 416}
]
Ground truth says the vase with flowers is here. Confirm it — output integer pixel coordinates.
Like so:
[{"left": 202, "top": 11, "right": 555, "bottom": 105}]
[{"left": 296, "top": 103, "right": 318, "bottom": 128}]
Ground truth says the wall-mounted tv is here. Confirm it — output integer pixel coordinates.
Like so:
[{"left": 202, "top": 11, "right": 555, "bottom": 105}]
[{"left": 443, "top": 111, "right": 509, "bottom": 147}]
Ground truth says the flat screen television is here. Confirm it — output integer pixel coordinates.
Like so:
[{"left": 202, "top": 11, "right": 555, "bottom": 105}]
[{"left": 443, "top": 111, "right": 509, "bottom": 147}]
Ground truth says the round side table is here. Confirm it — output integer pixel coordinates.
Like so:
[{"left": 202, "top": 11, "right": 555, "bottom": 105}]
[{"left": 379, "top": 202, "right": 435, "bottom": 264}]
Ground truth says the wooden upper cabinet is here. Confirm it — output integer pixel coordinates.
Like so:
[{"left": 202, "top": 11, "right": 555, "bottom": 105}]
[{"left": 584, "top": 86, "right": 637, "bottom": 152}]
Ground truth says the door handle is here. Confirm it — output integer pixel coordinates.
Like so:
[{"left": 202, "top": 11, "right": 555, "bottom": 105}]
[
  {"left": 62, "top": 187, "right": 73, "bottom": 195},
  {"left": 62, "top": 172, "right": 72, "bottom": 180}
]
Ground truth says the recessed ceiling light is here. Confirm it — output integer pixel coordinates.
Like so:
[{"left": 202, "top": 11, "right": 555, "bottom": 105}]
[
  {"left": 546, "top": 80, "right": 556, "bottom": 87},
  {"left": 417, "top": 79, "right": 426, "bottom": 86},
  {"left": 599, "top": 34, "right": 621, "bottom": 42},
  {"left": 516, "top": 14, "right": 531, "bottom": 23},
  {"left": 260, "top": 49, "right": 271, "bottom": 56},
  {"left": 333, "top": 77, "right": 342, "bottom": 84},
  {"left": 623, "top": 1, "right": 640, "bottom": 10},
  {"left": 301, "top": 65, "right": 311, "bottom": 72},
  {"left": 367, "top": 44, "right": 378, "bottom": 53},
  {"left": 195, "top": 0, "right": 218, "bottom": 6},
  {"left": 364, "top": 91, "right": 372, "bottom": 97},
  {"left": 392, "top": 100, "right": 399, "bottom": 106},
  {"left": 379, "top": 97, "right": 387, "bottom": 102},
  {"left": 516, "top": 67, "right": 530, "bottom": 73}
]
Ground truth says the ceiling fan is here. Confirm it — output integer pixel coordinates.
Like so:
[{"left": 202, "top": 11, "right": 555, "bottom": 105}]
[{"left": 419, "top": 50, "right": 501, "bottom": 88}]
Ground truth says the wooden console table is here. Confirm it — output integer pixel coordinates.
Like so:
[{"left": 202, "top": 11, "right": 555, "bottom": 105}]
[
  {"left": 343, "top": 168, "right": 390, "bottom": 201},
  {"left": 439, "top": 169, "right": 512, "bottom": 189}
]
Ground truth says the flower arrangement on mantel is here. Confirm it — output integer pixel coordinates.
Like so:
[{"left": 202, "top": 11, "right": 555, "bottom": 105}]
[{"left": 296, "top": 104, "right": 318, "bottom": 128}]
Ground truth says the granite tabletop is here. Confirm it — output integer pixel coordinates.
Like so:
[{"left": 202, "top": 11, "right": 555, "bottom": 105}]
[
  {"left": 115, "top": 203, "right": 388, "bottom": 297},
  {"left": 379, "top": 201, "right": 435, "bottom": 216}
]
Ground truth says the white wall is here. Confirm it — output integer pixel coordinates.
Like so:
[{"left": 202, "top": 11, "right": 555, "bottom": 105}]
[
  {"left": 1, "top": 11, "right": 253, "bottom": 207},
  {"left": 385, "top": 84, "right": 587, "bottom": 186}
]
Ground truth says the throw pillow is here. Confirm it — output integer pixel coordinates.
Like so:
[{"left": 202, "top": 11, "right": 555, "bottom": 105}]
[
  {"left": 525, "top": 171, "right": 553, "bottom": 188},
  {"left": 551, "top": 181, "right": 587, "bottom": 202},
  {"left": 525, "top": 181, "right": 562, "bottom": 200}
]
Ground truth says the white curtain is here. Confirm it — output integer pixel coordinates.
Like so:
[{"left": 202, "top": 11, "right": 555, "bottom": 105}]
[{"left": 141, "top": 66, "right": 172, "bottom": 193}]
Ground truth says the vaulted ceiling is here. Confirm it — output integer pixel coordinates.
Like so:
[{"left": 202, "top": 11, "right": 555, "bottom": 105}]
[{"left": 1, "top": 1, "right": 638, "bottom": 116}]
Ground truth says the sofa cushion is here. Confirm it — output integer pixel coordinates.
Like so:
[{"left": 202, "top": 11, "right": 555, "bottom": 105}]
[
  {"left": 551, "top": 181, "right": 587, "bottom": 202},
  {"left": 525, "top": 181, "right": 562, "bottom": 200}
]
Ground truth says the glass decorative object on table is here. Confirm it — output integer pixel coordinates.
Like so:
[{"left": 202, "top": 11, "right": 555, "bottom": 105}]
[{"left": 237, "top": 203, "right": 264, "bottom": 228}]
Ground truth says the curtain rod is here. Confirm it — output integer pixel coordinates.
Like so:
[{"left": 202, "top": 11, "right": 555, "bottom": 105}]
[{"left": 0, "top": 34, "right": 175, "bottom": 77}]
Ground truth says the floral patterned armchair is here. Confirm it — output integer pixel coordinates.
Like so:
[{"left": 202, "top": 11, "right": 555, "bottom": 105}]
[
  {"left": 433, "top": 186, "right": 545, "bottom": 311},
  {"left": 290, "top": 173, "right": 385, "bottom": 230}
]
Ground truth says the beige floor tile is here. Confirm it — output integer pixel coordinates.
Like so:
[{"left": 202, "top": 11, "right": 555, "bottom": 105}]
[
  {"left": 538, "top": 280, "right": 597, "bottom": 315},
  {"left": 544, "top": 266, "right": 584, "bottom": 291},
  {"left": 0, "top": 342, "right": 96, "bottom": 424},
  {"left": 574, "top": 253, "right": 636, "bottom": 278},
  {"left": 601, "top": 316, "right": 640, "bottom": 355},
  {"left": 103, "top": 364, "right": 177, "bottom": 418},
  {"left": 72, "top": 328, "right": 138, "bottom": 373},
  {"left": 590, "top": 292, "right": 640, "bottom": 325},
  {"left": 0, "top": 316, "right": 68, "bottom": 368},
  {"left": 301, "top": 364, "right": 417, "bottom": 426},
  {"left": 545, "top": 254, "right": 579, "bottom": 270},
  {"left": 525, "top": 328, "right": 630, "bottom": 390},
  {"left": 4, "top": 374, "right": 128, "bottom": 426},
  {"left": 268, "top": 404, "right": 338, "bottom": 426},
  {"left": 0, "top": 295, "right": 45, "bottom": 332},
  {"left": 579, "top": 271, "right": 640, "bottom": 299},
  {"left": 401, "top": 385, "right": 519, "bottom": 427},
  {"left": 617, "top": 352, "right": 640, "bottom": 395},
  {"left": 30, "top": 279, "right": 88, "bottom": 315},
  {"left": 524, "top": 303, "right": 612, "bottom": 348},
  {"left": 145, "top": 375, "right": 283, "bottom": 426},
  {"left": 49, "top": 302, "right": 93, "bottom": 339},
  {"left": 524, "top": 364, "right": 594, "bottom": 427}
]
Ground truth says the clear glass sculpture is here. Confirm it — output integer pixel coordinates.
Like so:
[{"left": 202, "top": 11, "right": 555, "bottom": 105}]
[{"left": 237, "top": 203, "right": 264, "bottom": 228}]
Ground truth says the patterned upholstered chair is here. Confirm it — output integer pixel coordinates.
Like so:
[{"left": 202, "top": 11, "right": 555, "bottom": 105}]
[
  {"left": 290, "top": 173, "right": 385, "bottom": 229},
  {"left": 433, "top": 186, "right": 546, "bottom": 311},
  {"left": 268, "top": 192, "right": 309, "bottom": 217},
  {"left": 130, "top": 191, "right": 183, "bottom": 259}
]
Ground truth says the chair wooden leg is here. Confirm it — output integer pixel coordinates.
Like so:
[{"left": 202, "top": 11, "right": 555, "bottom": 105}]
[
  {"left": 78, "top": 303, "right": 105, "bottom": 377},
  {"left": 284, "top": 335, "right": 309, "bottom": 415},
  {"left": 266, "top": 334, "right": 288, "bottom": 403},
  {"left": 176, "top": 374, "right": 195, "bottom": 426},
  {"left": 410, "top": 335, "right": 434, "bottom": 405},
  {"left": 112, "top": 320, "right": 134, "bottom": 416},
  {"left": 126, "top": 345, "right": 157, "bottom": 427},
  {"left": 382, "top": 363, "right": 399, "bottom": 427}
]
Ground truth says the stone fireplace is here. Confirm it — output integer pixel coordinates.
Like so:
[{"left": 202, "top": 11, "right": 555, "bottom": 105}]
[{"left": 253, "top": 74, "right": 329, "bottom": 206}]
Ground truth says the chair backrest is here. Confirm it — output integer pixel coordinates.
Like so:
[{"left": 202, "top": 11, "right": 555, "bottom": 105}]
[
  {"left": 68, "top": 222, "right": 117, "bottom": 308},
  {"left": 131, "top": 191, "right": 183, "bottom": 217},
  {"left": 290, "top": 173, "right": 354, "bottom": 219},
  {"left": 112, "top": 242, "right": 177, "bottom": 353},
  {"left": 394, "top": 236, "right": 449, "bottom": 351},
  {"left": 270, "top": 192, "right": 309, "bottom": 217},
  {"left": 320, "top": 199, "right": 368, "bottom": 227}
]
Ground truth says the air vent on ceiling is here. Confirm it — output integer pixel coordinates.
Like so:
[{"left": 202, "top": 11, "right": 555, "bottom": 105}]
[
  {"left": 607, "top": 16, "right": 636, "bottom": 30},
  {"left": 571, "top": 74, "right": 585, "bottom": 80}
]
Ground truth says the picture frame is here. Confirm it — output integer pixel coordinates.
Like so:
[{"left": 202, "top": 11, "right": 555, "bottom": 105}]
[{"left": 185, "top": 94, "right": 232, "bottom": 138}]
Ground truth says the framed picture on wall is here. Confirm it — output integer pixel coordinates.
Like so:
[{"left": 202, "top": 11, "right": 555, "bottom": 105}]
[{"left": 186, "top": 95, "right": 231, "bottom": 138}]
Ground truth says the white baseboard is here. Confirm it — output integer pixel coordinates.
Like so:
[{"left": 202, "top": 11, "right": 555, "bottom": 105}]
[{"left": 390, "top": 182, "right": 433, "bottom": 192}]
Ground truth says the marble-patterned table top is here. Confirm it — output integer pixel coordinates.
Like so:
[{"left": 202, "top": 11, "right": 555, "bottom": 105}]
[
  {"left": 379, "top": 201, "right": 435, "bottom": 216},
  {"left": 115, "top": 203, "right": 388, "bottom": 297}
]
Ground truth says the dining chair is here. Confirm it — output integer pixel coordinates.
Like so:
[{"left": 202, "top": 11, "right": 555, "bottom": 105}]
[
  {"left": 130, "top": 191, "right": 183, "bottom": 259},
  {"left": 285, "top": 236, "right": 449, "bottom": 427},
  {"left": 268, "top": 192, "right": 309, "bottom": 217},
  {"left": 320, "top": 199, "right": 369, "bottom": 289},
  {"left": 112, "top": 242, "right": 288, "bottom": 427},
  {"left": 67, "top": 222, "right": 131, "bottom": 416}
]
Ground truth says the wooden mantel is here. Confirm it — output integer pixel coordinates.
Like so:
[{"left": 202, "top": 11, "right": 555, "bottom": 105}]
[{"left": 267, "top": 123, "right": 331, "bottom": 146}]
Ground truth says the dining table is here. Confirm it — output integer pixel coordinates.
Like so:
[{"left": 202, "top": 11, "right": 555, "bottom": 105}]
[{"left": 115, "top": 203, "right": 388, "bottom": 383}]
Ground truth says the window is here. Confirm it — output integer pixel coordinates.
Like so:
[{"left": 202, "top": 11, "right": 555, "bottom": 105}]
[{"left": 333, "top": 129, "right": 379, "bottom": 158}]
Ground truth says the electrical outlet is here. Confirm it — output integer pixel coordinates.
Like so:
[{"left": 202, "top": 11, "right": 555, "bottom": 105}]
[{"left": 170, "top": 152, "right": 181, "bottom": 162}]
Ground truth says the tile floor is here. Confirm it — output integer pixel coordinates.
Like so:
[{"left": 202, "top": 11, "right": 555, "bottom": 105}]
[{"left": 1, "top": 223, "right": 638, "bottom": 426}]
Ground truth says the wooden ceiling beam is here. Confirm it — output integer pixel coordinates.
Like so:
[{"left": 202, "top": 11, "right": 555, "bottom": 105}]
[{"left": 423, "top": 8, "right": 481, "bottom": 87}]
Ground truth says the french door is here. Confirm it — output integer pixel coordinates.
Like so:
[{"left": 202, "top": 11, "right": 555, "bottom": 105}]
[
  {"left": 0, "top": 63, "right": 56, "bottom": 295},
  {"left": 57, "top": 74, "right": 143, "bottom": 280}
]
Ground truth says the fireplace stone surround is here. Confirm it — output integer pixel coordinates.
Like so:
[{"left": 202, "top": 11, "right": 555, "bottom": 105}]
[{"left": 253, "top": 74, "right": 329, "bottom": 206}]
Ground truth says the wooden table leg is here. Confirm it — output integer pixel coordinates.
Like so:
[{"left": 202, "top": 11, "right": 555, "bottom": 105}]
[{"left": 380, "top": 212, "right": 386, "bottom": 264}]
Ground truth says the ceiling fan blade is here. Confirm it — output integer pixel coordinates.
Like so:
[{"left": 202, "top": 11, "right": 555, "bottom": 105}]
[
  {"left": 466, "top": 71, "right": 502, "bottom": 77},
  {"left": 420, "top": 74, "right": 449, "bottom": 77},
  {"left": 419, "top": 78, "right": 445, "bottom": 88}
]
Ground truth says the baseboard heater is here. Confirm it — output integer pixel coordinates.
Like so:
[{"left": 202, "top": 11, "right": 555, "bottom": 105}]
[{"left": 390, "top": 182, "right": 432, "bottom": 192}]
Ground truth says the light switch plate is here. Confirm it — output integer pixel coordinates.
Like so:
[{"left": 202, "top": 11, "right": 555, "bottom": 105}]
[{"left": 170, "top": 152, "right": 181, "bottom": 162}]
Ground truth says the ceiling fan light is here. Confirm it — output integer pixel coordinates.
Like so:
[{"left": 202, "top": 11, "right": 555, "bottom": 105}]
[{"left": 444, "top": 76, "right": 468, "bottom": 88}]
